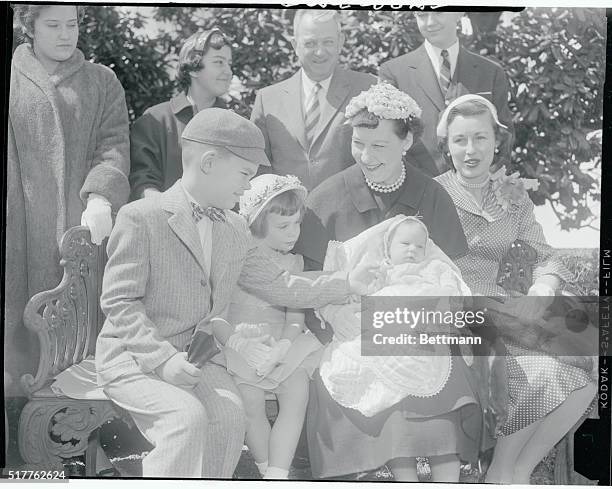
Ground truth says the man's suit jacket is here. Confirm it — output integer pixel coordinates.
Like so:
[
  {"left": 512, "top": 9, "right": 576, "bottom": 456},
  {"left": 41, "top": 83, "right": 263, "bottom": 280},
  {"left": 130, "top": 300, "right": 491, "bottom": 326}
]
[
  {"left": 379, "top": 44, "right": 514, "bottom": 175},
  {"left": 96, "top": 182, "right": 350, "bottom": 385},
  {"left": 250, "top": 67, "right": 376, "bottom": 190}
]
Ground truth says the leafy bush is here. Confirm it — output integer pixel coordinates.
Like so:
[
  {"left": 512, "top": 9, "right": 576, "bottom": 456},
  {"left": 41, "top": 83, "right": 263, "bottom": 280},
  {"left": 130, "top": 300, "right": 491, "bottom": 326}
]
[
  {"left": 77, "top": 6, "right": 174, "bottom": 122},
  {"left": 487, "top": 8, "right": 603, "bottom": 231}
]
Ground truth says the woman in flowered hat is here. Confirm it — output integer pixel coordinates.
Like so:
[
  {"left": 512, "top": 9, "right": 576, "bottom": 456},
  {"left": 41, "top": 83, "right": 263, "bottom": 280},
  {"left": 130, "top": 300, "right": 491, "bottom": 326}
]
[
  {"left": 434, "top": 94, "right": 597, "bottom": 483},
  {"left": 296, "top": 83, "right": 482, "bottom": 481},
  {"left": 218, "top": 174, "right": 323, "bottom": 480}
]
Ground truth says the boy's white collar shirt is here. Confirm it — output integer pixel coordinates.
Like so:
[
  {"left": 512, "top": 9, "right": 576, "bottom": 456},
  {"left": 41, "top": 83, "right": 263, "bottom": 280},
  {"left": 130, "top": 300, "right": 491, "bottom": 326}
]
[
  {"left": 181, "top": 180, "right": 213, "bottom": 279},
  {"left": 423, "top": 40, "right": 460, "bottom": 79}
]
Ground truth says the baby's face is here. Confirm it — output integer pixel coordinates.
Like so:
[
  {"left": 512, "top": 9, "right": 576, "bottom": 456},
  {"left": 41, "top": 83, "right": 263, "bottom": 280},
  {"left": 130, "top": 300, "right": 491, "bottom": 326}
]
[{"left": 387, "top": 223, "right": 427, "bottom": 265}]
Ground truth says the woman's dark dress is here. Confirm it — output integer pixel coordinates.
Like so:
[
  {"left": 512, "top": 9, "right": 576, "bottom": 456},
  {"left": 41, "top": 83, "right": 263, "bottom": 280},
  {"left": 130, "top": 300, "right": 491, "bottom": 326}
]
[{"left": 295, "top": 163, "right": 483, "bottom": 478}]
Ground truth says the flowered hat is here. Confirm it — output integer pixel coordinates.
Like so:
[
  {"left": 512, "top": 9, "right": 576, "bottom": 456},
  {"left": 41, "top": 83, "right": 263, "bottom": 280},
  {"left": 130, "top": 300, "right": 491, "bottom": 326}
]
[
  {"left": 436, "top": 94, "right": 508, "bottom": 138},
  {"left": 345, "top": 82, "right": 422, "bottom": 121},
  {"left": 239, "top": 174, "right": 307, "bottom": 225}
]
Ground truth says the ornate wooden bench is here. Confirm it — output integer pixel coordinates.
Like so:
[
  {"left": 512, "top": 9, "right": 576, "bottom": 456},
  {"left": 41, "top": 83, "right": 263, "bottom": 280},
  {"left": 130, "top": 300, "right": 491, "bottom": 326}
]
[
  {"left": 17, "top": 226, "right": 279, "bottom": 476},
  {"left": 18, "top": 226, "right": 117, "bottom": 475},
  {"left": 16, "top": 229, "right": 595, "bottom": 481}
]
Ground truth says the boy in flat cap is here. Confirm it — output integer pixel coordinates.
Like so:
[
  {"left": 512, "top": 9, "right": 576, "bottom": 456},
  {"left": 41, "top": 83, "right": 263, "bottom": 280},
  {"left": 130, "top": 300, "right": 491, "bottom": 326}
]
[{"left": 96, "top": 108, "right": 373, "bottom": 478}]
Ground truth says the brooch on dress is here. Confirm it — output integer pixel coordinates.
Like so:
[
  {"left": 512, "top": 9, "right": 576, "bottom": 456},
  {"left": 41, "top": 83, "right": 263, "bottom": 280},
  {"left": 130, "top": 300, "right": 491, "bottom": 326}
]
[{"left": 490, "top": 166, "right": 539, "bottom": 212}]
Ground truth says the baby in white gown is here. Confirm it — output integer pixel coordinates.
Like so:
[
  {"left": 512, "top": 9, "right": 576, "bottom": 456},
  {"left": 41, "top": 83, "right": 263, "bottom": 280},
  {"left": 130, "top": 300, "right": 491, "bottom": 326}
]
[{"left": 318, "top": 216, "right": 471, "bottom": 417}]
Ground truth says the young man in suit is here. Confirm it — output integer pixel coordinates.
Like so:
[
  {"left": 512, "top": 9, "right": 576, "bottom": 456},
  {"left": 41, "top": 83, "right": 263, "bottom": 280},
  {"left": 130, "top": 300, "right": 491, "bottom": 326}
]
[
  {"left": 250, "top": 9, "right": 377, "bottom": 190},
  {"left": 96, "top": 108, "right": 372, "bottom": 478},
  {"left": 129, "top": 29, "right": 231, "bottom": 200},
  {"left": 379, "top": 11, "right": 513, "bottom": 175}
]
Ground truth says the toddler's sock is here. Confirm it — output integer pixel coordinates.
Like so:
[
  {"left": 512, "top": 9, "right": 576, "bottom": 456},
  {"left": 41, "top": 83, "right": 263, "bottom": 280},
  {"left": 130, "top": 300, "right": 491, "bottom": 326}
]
[
  {"left": 264, "top": 466, "right": 289, "bottom": 479},
  {"left": 255, "top": 460, "right": 268, "bottom": 477}
]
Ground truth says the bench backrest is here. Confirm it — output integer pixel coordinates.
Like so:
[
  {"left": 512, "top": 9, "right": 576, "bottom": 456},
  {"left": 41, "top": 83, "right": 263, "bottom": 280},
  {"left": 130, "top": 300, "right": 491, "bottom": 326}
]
[{"left": 20, "top": 226, "right": 105, "bottom": 397}]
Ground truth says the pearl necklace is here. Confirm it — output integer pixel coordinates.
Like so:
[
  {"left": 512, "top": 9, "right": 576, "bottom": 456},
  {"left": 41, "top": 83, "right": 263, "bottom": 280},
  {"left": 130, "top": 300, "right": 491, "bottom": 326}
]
[
  {"left": 365, "top": 165, "right": 406, "bottom": 194},
  {"left": 456, "top": 172, "right": 490, "bottom": 189}
]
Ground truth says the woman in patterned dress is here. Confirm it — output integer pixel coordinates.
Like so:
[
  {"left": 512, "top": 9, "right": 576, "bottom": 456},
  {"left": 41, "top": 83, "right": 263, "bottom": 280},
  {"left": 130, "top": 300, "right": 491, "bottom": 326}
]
[{"left": 434, "top": 94, "right": 597, "bottom": 483}]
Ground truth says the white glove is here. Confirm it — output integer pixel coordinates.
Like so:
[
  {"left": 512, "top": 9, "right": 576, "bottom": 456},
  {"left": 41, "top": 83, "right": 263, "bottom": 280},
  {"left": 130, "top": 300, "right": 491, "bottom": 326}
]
[
  {"left": 226, "top": 332, "right": 271, "bottom": 369},
  {"left": 81, "top": 194, "right": 112, "bottom": 245},
  {"left": 256, "top": 338, "right": 292, "bottom": 377},
  {"left": 141, "top": 186, "right": 161, "bottom": 199},
  {"left": 527, "top": 283, "right": 556, "bottom": 297}
]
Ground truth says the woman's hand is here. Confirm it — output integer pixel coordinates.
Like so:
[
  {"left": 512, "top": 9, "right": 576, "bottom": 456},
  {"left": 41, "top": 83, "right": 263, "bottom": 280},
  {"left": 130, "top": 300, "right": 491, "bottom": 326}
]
[{"left": 81, "top": 194, "right": 113, "bottom": 245}]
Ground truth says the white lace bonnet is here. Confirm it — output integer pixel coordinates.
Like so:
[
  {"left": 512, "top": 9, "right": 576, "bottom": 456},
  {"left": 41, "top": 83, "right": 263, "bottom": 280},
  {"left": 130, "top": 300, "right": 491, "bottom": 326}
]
[{"left": 239, "top": 174, "right": 307, "bottom": 225}]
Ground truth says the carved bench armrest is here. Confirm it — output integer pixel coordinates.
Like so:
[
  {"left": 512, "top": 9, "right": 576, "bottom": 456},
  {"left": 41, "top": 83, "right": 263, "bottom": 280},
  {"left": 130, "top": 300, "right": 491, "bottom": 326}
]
[
  {"left": 496, "top": 240, "right": 538, "bottom": 295},
  {"left": 21, "top": 227, "right": 104, "bottom": 398}
]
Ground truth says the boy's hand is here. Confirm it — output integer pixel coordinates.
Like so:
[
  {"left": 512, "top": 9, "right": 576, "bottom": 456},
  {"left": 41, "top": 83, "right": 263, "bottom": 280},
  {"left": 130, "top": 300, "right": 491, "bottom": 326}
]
[
  {"left": 155, "top": 352, "right": 202, "bottom": 388},
  {"left": 347, "top": 253, "right": 378, "bottom": 295}
]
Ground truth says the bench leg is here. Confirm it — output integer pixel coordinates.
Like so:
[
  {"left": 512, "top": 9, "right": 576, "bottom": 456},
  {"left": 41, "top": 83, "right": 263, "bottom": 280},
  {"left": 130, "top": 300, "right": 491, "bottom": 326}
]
[
  {"left": 18, "top": 399, "right": 116, "bottom": 473},
  {"left": 85, "top": 430, "right": 98, "bottom": 477},
  {"left": 553, "top": 434, "right": 571, "bottom": 484}
]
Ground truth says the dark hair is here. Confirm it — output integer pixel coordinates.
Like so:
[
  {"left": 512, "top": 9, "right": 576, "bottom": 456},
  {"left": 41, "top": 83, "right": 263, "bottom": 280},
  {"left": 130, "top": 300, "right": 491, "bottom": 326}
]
[
  {"left": 438, "top": 99, "right": 511, "bottom": 171},
  {"left": 177, "top": 29, "right": 231, "bottom": 93},
  {"left": 348, "top": 108, "right": 424, "bottom": 141},
  {"left": 12, "top": 4, "right": 85, "bottom": 44},
  {"left": 249, "top": 190, "right": 306, "bottom": 239}
]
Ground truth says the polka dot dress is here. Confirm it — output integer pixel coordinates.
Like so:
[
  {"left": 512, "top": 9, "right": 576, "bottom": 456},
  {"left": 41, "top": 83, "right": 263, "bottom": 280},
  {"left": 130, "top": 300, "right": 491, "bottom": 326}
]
[
  {"left": 435, "top": 171, "right": 589, "bottom": 436},
  {"left": 501, "top": 342, "right": 592, "bottom": 436}
]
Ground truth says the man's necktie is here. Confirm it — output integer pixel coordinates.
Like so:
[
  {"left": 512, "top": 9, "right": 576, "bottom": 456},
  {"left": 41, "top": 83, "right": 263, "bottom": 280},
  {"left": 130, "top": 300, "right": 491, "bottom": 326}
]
[
  {"left": 304, "top": 82, "right": 322, "bottom": 149},
  {"left": 439, "top": 49, "right": 451, "bottom": 97},
  {"left": 191, "top": 201, "right": 226, "bottom": 223}
]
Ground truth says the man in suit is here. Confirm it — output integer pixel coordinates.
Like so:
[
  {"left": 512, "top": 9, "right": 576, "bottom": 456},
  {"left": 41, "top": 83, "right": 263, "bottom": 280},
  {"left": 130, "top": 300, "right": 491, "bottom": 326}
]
[
  {"left": 96, "top": 109, "right": 372, "bottom": 478},
  {"left": 250, "top": 9, "right": 376, "bottom": 190},
  {"left": 379, "top": 11, "right": 513, "bottom": 175}
]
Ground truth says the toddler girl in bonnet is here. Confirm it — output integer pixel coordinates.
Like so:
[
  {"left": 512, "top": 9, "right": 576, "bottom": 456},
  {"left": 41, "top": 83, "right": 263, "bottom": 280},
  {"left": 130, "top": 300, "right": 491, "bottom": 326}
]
[{"left": 222, "top": 174, "right": 322, "bottom": 479}]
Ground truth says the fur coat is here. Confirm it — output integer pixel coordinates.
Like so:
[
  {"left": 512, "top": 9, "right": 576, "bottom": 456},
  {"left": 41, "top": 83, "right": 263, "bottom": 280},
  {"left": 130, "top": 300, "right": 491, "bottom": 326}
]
[{"left": 5, "top": 44, "right": 130, "bottom": 395}]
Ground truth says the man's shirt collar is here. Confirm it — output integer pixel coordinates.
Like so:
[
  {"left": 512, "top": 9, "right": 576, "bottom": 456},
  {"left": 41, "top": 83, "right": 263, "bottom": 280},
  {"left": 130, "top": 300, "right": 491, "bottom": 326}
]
[{"left": 423, "top": 39, "right": 460, "bottom": 77}]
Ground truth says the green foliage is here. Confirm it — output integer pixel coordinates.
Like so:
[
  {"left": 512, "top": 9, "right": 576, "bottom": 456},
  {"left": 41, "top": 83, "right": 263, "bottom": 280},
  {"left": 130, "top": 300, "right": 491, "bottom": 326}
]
[
  {"left": 475, "top": 8, "right": 604, "bottom": 230},
  {"left": 339, "top": 11, "right": 422, "bottom": 72},
  {"left": 77, "top": 6, "right": 174, "bottom": 122},
  {"left": 558, "top": 249, "right": 599, "bottom": 296}
]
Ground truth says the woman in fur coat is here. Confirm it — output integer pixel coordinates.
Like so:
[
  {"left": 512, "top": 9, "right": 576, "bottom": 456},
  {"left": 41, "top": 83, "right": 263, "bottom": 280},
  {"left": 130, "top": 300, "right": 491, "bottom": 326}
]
[{"left": 6, "top": 4, "right": 130, "bottom": 398}]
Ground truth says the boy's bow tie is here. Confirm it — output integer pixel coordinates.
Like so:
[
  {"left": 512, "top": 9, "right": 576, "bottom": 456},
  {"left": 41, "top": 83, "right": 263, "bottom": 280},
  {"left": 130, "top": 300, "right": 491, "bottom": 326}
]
[{"left": 191, "top": 201, "right": 226, "bottom": 223}]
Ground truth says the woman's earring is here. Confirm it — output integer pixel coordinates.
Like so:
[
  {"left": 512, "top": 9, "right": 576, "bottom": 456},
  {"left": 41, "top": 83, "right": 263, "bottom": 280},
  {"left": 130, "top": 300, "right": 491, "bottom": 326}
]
[{"left": 494, "top": 147, "right": 500, "bottom": 154}]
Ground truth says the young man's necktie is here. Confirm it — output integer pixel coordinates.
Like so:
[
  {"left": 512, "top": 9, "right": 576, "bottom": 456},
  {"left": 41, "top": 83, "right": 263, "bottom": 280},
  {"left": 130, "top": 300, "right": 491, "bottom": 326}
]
[
  {"left": 304, "top": 83, "right": 322, "bottom": 149},
  {"left": 439, "top": 49, "right": 451, "bottom": 97}
]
